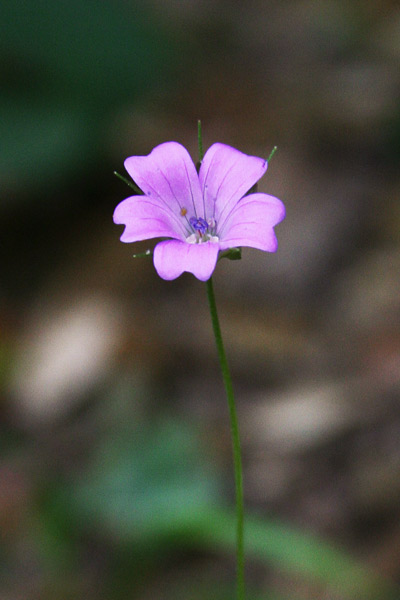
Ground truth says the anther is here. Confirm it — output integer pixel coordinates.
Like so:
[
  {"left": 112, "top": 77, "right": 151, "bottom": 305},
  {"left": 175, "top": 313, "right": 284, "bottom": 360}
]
[{"left": 190, "top": 217, "right": 208, "bottom": 235}]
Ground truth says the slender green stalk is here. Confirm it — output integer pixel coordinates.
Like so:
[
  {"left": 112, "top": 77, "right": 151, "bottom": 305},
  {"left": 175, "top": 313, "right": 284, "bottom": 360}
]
[
  {"left": 113, "top": 170, "right": 143, "bottom": 195},
  {"left": 267, "top": 145, "right": 278, "bottom": 163},
  {"left": 206, "top": 276, "right": 245, "bottom": 600}
]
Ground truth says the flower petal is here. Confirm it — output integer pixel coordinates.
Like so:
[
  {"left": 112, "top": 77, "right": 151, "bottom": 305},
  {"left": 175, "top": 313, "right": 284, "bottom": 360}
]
[
  {"left": 124, "top": 142, "right": 203, "bottom": 222},
  {"left": 153, "top": 240, "right": 220, "bottom": 281},
  {"left": 218, "top": 193, "right": 285, "bottom": 252},
  {"left": 199, "top": 143, "right": 268, "bottom": 225},
  {"left": 113, "top": 195, "right": 185, "bottom": 243}
]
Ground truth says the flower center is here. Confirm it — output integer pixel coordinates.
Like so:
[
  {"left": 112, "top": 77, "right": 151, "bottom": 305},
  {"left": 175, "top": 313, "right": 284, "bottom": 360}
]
[{"left": 185, "top": 216, "right": 218, "bottom": 244}]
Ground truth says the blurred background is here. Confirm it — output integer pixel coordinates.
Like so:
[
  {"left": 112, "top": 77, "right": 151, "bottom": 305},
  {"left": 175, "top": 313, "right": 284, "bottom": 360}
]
[{"left": 1, "top": 1, "right": 400, "bottom": 598}]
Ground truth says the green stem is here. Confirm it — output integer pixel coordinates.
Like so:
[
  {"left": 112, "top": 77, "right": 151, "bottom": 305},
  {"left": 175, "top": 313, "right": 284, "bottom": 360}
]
[{"left": 206, "top": 276, "right": 245, "bottom": 600}]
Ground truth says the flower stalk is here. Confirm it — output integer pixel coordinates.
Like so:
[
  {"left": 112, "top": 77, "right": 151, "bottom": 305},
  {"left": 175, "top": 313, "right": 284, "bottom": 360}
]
[
  {"left": 206, "top": 276, "right": 245, "bottom": 600},
  {"left": 114, "top": 125, "right": 284, "bottom": 599}
]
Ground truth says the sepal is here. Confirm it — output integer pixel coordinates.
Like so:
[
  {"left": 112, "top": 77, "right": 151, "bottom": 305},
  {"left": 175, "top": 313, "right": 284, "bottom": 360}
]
[
  {"left": 133, "top": 249, "right": 153, "bottom": 258},
  {"left": 218, "top": 247, "right": 242, "bottom": 261}
]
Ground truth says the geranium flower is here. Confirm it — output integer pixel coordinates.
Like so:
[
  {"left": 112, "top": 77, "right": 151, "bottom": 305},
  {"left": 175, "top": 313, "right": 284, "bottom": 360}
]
[{"left": 113, "top": 142, "right": 285, "bottom": 281}]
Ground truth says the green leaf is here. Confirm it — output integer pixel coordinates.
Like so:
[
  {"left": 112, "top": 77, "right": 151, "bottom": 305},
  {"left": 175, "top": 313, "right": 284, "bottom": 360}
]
[{"left": 189, "top": 510, "right": 399, "bottom": 600}]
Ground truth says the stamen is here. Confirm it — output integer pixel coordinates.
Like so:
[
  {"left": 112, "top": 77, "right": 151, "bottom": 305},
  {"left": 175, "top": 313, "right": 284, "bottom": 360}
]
[
  {"left": 190, "top": 217, "right": 208, "bottom": 235},
  {"left": 207, "top": 218, "right": 216, "bottom": 231},
  {"left": 180, "top": 207, "right": 187, "bottom": 216}
]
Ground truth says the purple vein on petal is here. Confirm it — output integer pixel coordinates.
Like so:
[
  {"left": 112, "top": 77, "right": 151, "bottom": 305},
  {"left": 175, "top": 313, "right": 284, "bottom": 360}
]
[
  {"left": 157, "top": 166, "right": 193, "bottom": 234},
  {"left": 213, "top": 160, "right": 239, "bottom": 222},
  {"left": 182, "top": 159, "right": 198, "bottom": 218},
  {"left": 216, "top": 194, "right": 246, "bottom": 237},
  {"left": 213, "top": 158, "right": 244, "bottom": 222},
  {"left": 201, "top": 153, "right": 212, "bottom": 219},
  {"left": 216, "top": 158, "right": 266, "bottom": 235},
  {"left": 220, "top": 200, "right": 262, "bottom": 237},
  {"left": 139, "top": 178, "right": 189, "bottom": 237},
  {"left": 140, "top": 200, "right": 183, "bottom": 225},
  {"left": 219, "top": 195, "right": 285, "bottom": 246},
  {"left": 201, "top": 149, "right": 220, "bottom": 220},
  {"left": 115, "top": 196, "right": 188, "bottom": 242},
  {"left": 157, "top": 168, "right": 182, "bottom": 211},
  {"left": 138, "top": 178, "right": 169, "bottom": 207}
]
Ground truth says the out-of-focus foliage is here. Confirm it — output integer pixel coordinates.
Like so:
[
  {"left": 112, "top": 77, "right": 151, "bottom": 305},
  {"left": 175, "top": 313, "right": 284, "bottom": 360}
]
[
  {"left": 0, "top": 0, "right": 177, "bottom": 197},
  {"left": 66, "top": 418, "right": 221, "bottom": 543}
]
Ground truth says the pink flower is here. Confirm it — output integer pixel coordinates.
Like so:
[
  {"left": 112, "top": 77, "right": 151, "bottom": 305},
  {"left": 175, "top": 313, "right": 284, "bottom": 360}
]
[{"left": 113, "top": 142, "right": 285, "bottom": 281}]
